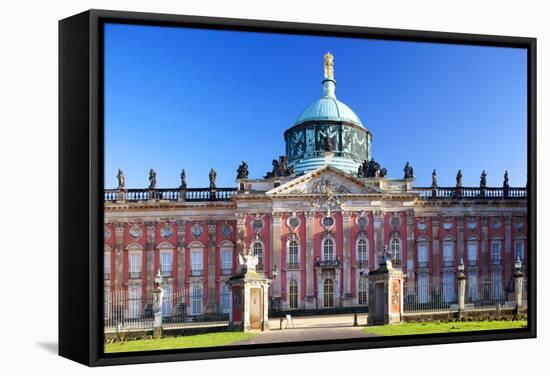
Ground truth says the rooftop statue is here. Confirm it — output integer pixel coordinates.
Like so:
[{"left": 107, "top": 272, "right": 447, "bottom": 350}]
[
  {"left": 236, "top": 161, "right": 249, "bottom": 180},
  {"left": 324, "top": 51, "right": 334, "bottom": 80},
  {"left": 180, "top": 169, "right": 186, "bottom": 189},
  {"left": 264, "top": 155, "right": 295, "bottom": 179},
  {"left": 358, "top": 159, "right": 387, "bottom": 178},
  {"left": 503, "top": 170, "right": 509, "bottom": 189},
  {"left": 456, "top": 170, "right": 463, "bottom": 188},
  {"left": 148, "top": 169, "right": 157, "bottom": 189},
  {"left": 431, "top": 169, "right": 438, "bottom": 188},
  {"left": 209, "top": 168, "right": 217, "bottom": 189},
  {"left": 480, "top": 170, "right": 487, "bottom": 189},
  {"left": 116, "top": 169, "right": 125, "bottom": 190},
  {"left": 404, "top": 162, "right": 414, "bottom": 179},
  {"left": 323, "top": 135, "right": 335, "bottom": 152}
]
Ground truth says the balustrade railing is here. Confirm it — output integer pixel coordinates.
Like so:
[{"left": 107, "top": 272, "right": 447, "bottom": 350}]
[
  {"left": 415, "top": 186, "right": 527, "bottom": 199},
  {"left": 104, "top": 187, "right": 238, "bottom": 203}
]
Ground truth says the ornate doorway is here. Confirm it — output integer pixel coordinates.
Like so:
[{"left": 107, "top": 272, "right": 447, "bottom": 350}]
[{"left": 250, "top": 288, "right": 262, "bottom": 329}]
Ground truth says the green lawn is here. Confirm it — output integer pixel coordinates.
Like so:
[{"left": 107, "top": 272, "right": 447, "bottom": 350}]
[
  {"left": 363, "top": 320, "right": 527, "bottom": 336},
  {"left": 104, "top": 332, "right": 259, "bottom": 353}
]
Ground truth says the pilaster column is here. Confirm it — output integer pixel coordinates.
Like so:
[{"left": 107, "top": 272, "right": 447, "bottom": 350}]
[
  {"left": 406, "top": 209, "right": 415, "bottom": 278},
  {"left": 146, "top": 222, "right": 156, "bottom": 298},
  {"left": 236, "top": 211, "right": 247, "bottom": 256},
  {"left": 176, "top": 220, "right": 186, "bottom": 293},
  {"left": 432, "top": 216, "right": 440, "bottom": 281},
  {"left": 457, "top": 216, "right": 465, "bottom": 261},
  {"left": 504, "top": 214, "right": 513, "bottom": 284},
  {"left": 114, "top": 223, "right": 125, "bottom": 290},
  {"left": 305, "top": 210, "right": 315, "bottom": 298},
  {"left": 481, "top": 216, "right": 489, "bottom": 275},
  {"left": 271, "top": 212, "right": 282, "bottom": 297},
  {"left": 373, "top": 210, "right": 385, "bottom": 267},
  {"left": 206, "top": 222, "right": 217, "bottom": 312},
  {"left": 342, "top": 211, "right": 352, "bottom": 298}
]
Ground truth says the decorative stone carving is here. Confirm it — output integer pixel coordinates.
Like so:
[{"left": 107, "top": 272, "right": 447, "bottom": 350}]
[
  {"left": 148, "top": 169, "right": 157, "bottom": 189},
  {"left": 236, "top": 161, "right": 249, "bottom": 180},
  {"left": 180, "top": 169, "right": 187, "bottom": 189},
  {"left": 160, "top": 223, "right": 172, "bottom": 239},
  {"left": 191, "top": 223, "right": 203, "bottom": 238},
  {"left": 403, "top": 162, "right": 414, "bottom": 179},
  {"left": 492, "top": 218, "right": 501, "bottom": 230},
  {"left": 104, "top": 226, "right": 111, "bottom": 240},
  {"left": 417, "top": 220, "right": 427, "bottom": 232},
  {"left": 251, "top": 214, "right": 264, "bottom": 233},
  {"left": 129, "top": 223, "right": 142, "bottom": 240},
  {"left": 357, "top": 159, "right": 387, "bottom": 178},
  {"left": 390, "top": 214, "right": 401, "bottom": 230},
  {"left": 116, "top": 169, "right": 125, "bottom": 190},
  {"left": 431, "top": 169, "right": 438, "bottom": 188},
  {"left": 356, "top": 211, "right": 369, "bottom": 229},
  {"left": 480, "top": 170, "right": 487, "bottom": 189},
  {"left": 264, "top": 155, "right": 295, "bottom": 179},
  {"left": 456, "top": 170, "right": 463, "bottom": 188},
  {"left": 222, "top": 224, "right": 233, "bottom": 238},
  {"left": 209, "top": 169, "right": 217, "bottom": 189},
  {"left": 287, "top": 212, "right": 301, "bottom": 231},
  {"left": 467, "top": 218, "right": 477, "bottom": 230}
]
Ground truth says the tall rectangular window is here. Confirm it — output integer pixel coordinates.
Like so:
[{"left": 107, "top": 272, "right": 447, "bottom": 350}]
[
  {"left": 468, "top": 272, "right": 478, "bottom": 301},
  {"left": 492, "top": 272, "right": 502, "bottom": 300},
  {"left": 515, "top": 241, "right": 524, "bottom": 262},
  {"left": 129, "top": 253, "right": 141, "bottom": 279},
  {"left": 191, "top": 248, "right": 203, "bottom": 275},
  {"left": 418, "top": 274, "right": 429, "bottom": 303},
  {"left": 162, "top": 284, "right": 172, "bottom": 317},
  {"left": 128, "top": 286, "right": 141, "bottom": 319},
  {"left": 491, "top": 241, "right": 501, "bottom": 265},
  {"left": 191, "top": 285, "right": 202, "bottom": 315},
  {"left": 161, "top": 250, "right": 173, "bottom": 276},
  {"left": 221, "top": 284, "right": 231, "bottom": 313},
  {"left": 442, "top": 241, "right": 453, "bottom": 266},
  {"left": 417, "top": 243, "right": 428, "bottom": 267},
  {"left": 104, "top": 252, "right": 111, "bottom": 279},
  {"left": 221, "top": 249, "right": 232, "bottom": 274},
  {"left": 443, "top": 272, "right": 455, "bottom": 302},
  {"left": 467, "top": 240, "right": 478, "bottom": 265}
]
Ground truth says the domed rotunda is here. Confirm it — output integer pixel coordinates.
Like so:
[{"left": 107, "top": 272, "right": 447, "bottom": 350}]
[{"left": 284, "top": 52, "right": 372, "bottom": 175}]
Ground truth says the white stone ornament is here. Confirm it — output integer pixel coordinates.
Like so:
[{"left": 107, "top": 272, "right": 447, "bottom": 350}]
[
  {"left": 160, "top": 224, "right": 172, "bottom": 239},
  {"left": 129, "top": 224, "right": 142, "bottom": 239},
  {"left": 191, "top": 223, "right": 203, "bottom": 238},
  {"left": 239, "top": 252, "right": 259, "bottom": 272}
]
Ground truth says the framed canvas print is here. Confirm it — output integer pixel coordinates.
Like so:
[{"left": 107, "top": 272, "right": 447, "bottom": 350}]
[{"left": 59, "top": 9, "right": 536, "bottom": 366}]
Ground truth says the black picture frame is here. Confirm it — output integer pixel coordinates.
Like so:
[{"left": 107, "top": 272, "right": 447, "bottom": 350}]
[{"left": 59, "top": 9, "right": 537, "bottom": 367}]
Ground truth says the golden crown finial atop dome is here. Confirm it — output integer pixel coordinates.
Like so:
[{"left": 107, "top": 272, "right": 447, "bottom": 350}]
[{"left": 324, "top": 51, "right": 334, "bottom": 80}]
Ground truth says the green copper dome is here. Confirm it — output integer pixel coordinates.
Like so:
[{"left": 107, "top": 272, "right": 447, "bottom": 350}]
[{"left": 294, "top": 79, "right": 363, "bottom": 126}]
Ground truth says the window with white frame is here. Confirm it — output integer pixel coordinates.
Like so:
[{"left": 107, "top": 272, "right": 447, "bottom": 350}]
[
  {"left": 221, "top": 248, "right": 232, "bottom": 274},
  {"left": 104, "top": 252, "right": 111, "bottom": 279},
  {"left": 418, "top": 274, "right": 429, "bottom": 303},
  {"left": 467, "top": 239, "right": 478, "bottom": 265},
  {"left": 191, "top": 285, "right": 202, "bottom": 315},
  {"left": 252, "top": 242, "right": 263, "bottom": 268},
  {"left": 191, "top": 247, "right": 203, "bottom": 275},
  {"left": 161, "top": 250, "right": 173, "bottom": 276},
  {"left": 162, "top": 284, "right": 172, "bottom": 317},
  {"left": 323, "top": 238, "right": 335, "bottom": 261},
  {"left": 221, "top": 284, "right": 231, "bottom": 313},
  {"left": 417, "top": 241, "right": 428, "bottom": 267},
  {"left": 288, "top": 241, "right": 299, "bottom": 266},
  {"left": 129, "top": 252, "right": 142, "bottom": 279},
  {"left": 358, "top": 276, "right": 368, "bottom": 305},
  {"left": 515, "top": 241, "right": 525, "bottom": 262},
  {"left": 289, "top": 279, "right": 298, "bottom": 309},
  {"left": 491, "top": 240, "right": 502, "bottom": 265},
  {"left": 442, "top": 239, "right": 454, "bottom": 266},
  {"left": 128, "top": 285, "right": 141, "bottom": 319},
  {"left": 468, "top": 272, "right": 478, "bottom": 301},
  {"left": 357, "top": 238, "right": 368, "bottom": 266},
  {"left": 390, "top": 237, "right": 401, "bottom": 265},
  {"left": 443, "top": 272, "right": 455, "bottom": 302}
]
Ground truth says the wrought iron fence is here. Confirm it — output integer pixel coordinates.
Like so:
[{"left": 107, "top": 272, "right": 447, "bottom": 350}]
[
  {"left": 104, "top": 289, "right": 230, "bottom": 333},
  {"left": 404, "top": 277, "right": 457, "bottom": 313}
]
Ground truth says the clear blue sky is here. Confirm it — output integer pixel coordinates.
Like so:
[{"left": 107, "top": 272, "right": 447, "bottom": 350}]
[{"left": 104, "top": 23, "right": 527, "bottom": 188}]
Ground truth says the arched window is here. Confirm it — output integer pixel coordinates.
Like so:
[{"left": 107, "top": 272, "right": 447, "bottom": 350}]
[
  {"left": 391, "top": 238, "right": 401, "bottom": 266},
  {"left": 252, "top": 242, "right": 263, "bottom": 269},
  {"left": 128, "top": 285, "right": 142, "bottom": 319},
  {"left": 289, "top": 279, "right": 298, "bottom": 309},
  {"left": 358, "top": 276, "right": 368, "bottom": 305},
  {"left": 323, "top": 279, "right": 334, "bottom": 308},
  {"left": 288, "top": 241, "right": 299, "bottom": 267},
  {"left": 323, "top": 238, "right": 335, "bottom": 261},
  {"left": 442, "top": 238, "right": 454, "bottom": 267},
  {"left": 191, "top": 285, "right": 202, "bottom": 315},
  {"left": 417, "top": 240, "right": 428, "bottom": 268},
  {"left": 357, "top": 238, "right": 368, "bottom": 267},
  {"left": 491, "top": 239, "right": 502, "bottom": 265}
]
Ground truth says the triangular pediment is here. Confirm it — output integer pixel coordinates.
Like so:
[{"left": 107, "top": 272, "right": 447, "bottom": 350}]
[{"left": 266, "top": 165, "right": 383, "bottom": 196}]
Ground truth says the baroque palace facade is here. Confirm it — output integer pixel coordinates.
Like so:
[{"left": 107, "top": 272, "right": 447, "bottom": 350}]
[{"left": 104, "top": 53, "right": 528, "bottom": 318}]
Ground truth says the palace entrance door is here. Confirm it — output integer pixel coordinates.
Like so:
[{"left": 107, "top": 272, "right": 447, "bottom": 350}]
[{"left": 250, "top": 288, "right": 262, "bottom": 329}]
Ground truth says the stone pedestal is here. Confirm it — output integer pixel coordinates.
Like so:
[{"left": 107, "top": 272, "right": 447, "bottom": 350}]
[
  {"left": 514, "top": 269, "right": 524, "bottom": 313},
  {"left": 457, "top": 272, "right": 466, "bottom": 318},
  {"left": 367, "top": 259, "right": 404, "bottom": 326},
  {"left": 152, "top": 284, "right": 164, "bottom": 338},
  {"left": 228, "top": 266, "right": 271, "bottom": 332}
]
